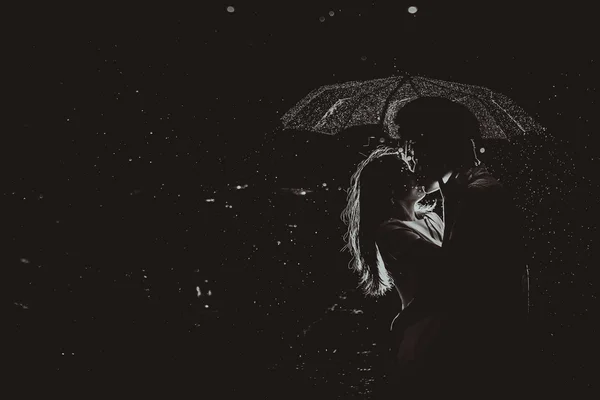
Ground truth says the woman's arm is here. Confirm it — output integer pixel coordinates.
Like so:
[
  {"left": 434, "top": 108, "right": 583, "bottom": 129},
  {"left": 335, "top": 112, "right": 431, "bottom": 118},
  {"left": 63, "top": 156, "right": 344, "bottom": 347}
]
[{"left": 426, "top": 212, "right": 445, "bottom": 239}]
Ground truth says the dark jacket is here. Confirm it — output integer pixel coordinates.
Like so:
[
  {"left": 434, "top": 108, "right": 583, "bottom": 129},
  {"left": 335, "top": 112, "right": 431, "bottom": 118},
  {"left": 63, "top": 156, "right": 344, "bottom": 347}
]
[{"left": 381, "top": 164, "right": 531, "bottom": 396}]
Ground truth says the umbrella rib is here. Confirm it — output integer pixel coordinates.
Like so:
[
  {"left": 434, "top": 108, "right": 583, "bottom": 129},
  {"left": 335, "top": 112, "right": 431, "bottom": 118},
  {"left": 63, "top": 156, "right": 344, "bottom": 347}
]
[
  {"left": 280, "top": 85, "right": 327, "bottom": 127},
  {"left": 379, "top": 75, "right": 412, "bottom": 130},
  {"left": 408, "top": 79, "right": 421, "bottom": 97},
  {"left": 489, "top": 98, "right": 527, "bottom": 134},
  {"left": 340, "top": 77, "right": 402, "bottom": 131}
]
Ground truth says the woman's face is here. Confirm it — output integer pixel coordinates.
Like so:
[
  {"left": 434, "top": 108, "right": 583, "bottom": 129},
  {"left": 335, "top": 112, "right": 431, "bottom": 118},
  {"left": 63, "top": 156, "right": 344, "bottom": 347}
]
[{"left": 398, "top": 174, "right": 427, "bottom": 203}]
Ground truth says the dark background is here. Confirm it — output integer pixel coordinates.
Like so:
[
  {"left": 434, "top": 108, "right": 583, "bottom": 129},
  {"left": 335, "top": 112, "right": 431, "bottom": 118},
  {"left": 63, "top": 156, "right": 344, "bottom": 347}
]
[{"left": 7, "top": 2, "right": 597, "bottom": 397}]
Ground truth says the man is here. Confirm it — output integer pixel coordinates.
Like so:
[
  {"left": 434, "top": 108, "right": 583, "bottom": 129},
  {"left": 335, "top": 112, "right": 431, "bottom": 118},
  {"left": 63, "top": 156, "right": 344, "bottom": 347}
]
[{"left": 390, "top": 97, "right": 531, "bottom": 396}]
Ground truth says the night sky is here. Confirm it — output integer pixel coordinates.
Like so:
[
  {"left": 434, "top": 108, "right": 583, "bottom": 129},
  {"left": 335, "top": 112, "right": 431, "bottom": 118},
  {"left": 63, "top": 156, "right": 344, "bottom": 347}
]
[{"left": 8, "top": 2, "right": 597, "bottom": 397}]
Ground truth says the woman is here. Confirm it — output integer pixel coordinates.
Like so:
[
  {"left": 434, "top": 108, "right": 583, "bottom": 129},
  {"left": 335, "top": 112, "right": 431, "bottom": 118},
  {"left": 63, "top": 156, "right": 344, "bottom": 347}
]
[{"left": 340, "top": 146, "right": 446, "bottom": 392}]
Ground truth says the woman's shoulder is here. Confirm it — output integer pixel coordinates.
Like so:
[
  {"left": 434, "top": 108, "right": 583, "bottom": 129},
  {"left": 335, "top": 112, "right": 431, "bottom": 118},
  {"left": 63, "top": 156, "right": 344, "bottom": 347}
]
[{"left": 376, "top": 219, "right": 421, "bottom": 248}]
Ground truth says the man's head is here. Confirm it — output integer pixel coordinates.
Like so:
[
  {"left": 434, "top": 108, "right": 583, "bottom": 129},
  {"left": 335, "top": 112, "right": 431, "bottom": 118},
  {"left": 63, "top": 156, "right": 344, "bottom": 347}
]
[{"left": 394, "top": 97, "right": 481, "bottom": 193}]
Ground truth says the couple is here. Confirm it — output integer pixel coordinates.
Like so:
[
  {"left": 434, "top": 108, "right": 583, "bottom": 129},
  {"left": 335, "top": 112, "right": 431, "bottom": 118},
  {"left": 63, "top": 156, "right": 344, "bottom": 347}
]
[{"left": 341, "top": 97, "right": 530, "bottom": 397}]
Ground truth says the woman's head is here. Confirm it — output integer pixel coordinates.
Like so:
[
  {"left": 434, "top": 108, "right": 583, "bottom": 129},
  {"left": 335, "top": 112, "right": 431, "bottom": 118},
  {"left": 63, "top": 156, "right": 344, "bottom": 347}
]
[
  {"left": 358, "top": 149, "right": 426, "bottom": 205},
  {"left": 340, "top": 146, "right": 436, "bottom": 298}
]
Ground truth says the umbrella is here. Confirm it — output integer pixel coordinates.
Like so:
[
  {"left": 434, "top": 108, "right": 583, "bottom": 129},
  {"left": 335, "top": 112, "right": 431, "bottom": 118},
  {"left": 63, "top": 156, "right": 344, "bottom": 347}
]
[{"left": 281, "top": 74, "right": 545, "bottom": 142}]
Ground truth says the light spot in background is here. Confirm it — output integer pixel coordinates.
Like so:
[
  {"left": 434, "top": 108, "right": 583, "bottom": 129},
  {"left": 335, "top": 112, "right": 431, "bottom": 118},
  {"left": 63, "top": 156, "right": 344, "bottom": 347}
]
[
  {"left": 480, "top": 147, "right": 486, "bottom": 153},
  {"left": 227, "top": 6, "right": 235, "bottom": 13},
  {"left": 196, "top": 286, "right": 202, "bottom": 297},
  {"left": 20, "top": 258, "right": 30, "bottom": 264},
  {"left": 319, "top": 16, "right": 325, "bottom": 22},
  {"left": 408, "top": 6, "right": 418, "bottom": 14},
  {"left": 329, "top": 11, "right": 335, "bottom": 17}
]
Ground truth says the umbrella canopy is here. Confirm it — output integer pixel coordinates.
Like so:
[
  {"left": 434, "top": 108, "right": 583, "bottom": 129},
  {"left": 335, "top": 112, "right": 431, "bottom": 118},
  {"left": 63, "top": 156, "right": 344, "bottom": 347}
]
[{"left": 281, "top": 74, "right": 545, "bottom": 141}]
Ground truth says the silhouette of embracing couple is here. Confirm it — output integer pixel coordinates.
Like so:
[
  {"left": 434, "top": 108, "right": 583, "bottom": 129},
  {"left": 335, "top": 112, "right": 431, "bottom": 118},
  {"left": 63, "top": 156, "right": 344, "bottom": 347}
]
[{"left": 341, "top": 97, "right": 531, "bottom": 398}]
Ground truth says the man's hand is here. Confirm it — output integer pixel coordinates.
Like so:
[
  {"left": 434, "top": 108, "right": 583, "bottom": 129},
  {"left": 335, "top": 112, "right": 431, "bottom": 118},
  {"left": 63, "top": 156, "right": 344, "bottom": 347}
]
[{"left": 440, "top": 171, "right": 469, "bottom": 201}]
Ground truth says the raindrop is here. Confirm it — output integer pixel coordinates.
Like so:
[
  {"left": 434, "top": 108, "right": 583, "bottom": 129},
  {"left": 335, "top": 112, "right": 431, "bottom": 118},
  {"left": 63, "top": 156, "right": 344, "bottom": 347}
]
[
  {"left": 319, "top": 16, "right": 325, "bottom": 22},
  {"left": 408, "top": 6, "right": 418, "bottom": 14},
  {"left": 227, "top": 6, "right": 235, "bottom": 13},
  {"left": 480, "top": 147, "right": 486, "bottom": 153},
  {"left": 361, "top": 55, "right": 367, "bottom": 61},
  {"left": 329, "top": 11, "right": 335, "bottom": 17}
]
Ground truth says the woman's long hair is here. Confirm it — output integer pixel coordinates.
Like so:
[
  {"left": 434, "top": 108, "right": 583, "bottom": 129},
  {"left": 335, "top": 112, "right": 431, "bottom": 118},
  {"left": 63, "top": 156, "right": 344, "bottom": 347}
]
[{"left": 340, "top": 146, "right": 436, "bottom": 298}]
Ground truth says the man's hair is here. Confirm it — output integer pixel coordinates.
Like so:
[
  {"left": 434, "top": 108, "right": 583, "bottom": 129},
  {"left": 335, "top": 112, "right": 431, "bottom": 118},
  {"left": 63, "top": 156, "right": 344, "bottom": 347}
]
[
  {"left": 394, "top": 97, "right": 481, "bottom": 168},
  {"left": 395, "top": 97, "right": 480, "bottom": 143}
]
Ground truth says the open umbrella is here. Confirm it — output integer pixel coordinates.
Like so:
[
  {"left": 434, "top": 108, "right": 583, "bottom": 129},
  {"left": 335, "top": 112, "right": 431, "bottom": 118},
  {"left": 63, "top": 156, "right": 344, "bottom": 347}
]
[{"left": 281, "top": 74, "right": 545, "bottom": 142}]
